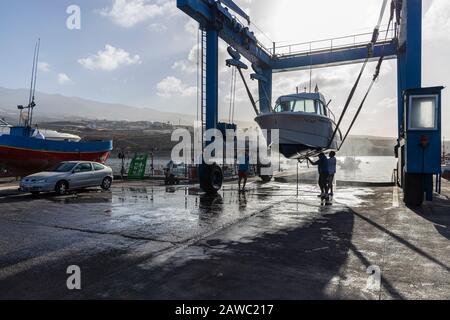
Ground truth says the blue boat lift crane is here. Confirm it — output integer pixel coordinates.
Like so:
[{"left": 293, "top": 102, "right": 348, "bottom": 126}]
[{"left": 177, "top": 0, "right": 444, "bottom": 206}]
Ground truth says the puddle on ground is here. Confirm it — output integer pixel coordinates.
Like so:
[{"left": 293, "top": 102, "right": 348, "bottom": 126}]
[{"left": 0, "top": 180, "right": 372, "bottom": 245}]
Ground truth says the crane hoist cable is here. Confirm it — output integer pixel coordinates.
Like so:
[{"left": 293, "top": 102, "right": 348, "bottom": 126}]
[
  {"left": 338, "top": 3, "right": 395, "bottom": 150},
  {"left": 228, "top": 66, "right": 237, "bottom": 123},
  {"left": 232, "top": 70, "right": 237, "bottom": 123},
  {"left": 236, "top": 67, "right": 259, "bottom": 115},
  {"left": 327, "top": 0, "right": 390, "bottom": 149},
  {"left": 339, "top": 57, "right": 384, "bottom": 149}
]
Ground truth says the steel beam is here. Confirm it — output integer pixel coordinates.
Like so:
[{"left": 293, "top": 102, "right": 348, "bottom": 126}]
[
  {"left": 177, "top": 0, "right": 272, "bottom": 67},
  {"left": 206, "top": 28, "right": 219, "bottom": 131},
  {"left": 272, "top": 41, "right": 397, "bottom": 72},
  {"left": 397, "top": 0, "right": 422, "bottom": 137}
]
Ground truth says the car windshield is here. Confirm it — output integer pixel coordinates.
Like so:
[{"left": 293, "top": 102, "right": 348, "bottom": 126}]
[{"left": 49, "top": 162, "right": 77, "bottom": 172}]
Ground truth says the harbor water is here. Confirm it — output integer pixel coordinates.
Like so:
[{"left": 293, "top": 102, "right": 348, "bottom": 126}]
[{"left": 107, "top": 156, "right": 397, "bottom": 183}]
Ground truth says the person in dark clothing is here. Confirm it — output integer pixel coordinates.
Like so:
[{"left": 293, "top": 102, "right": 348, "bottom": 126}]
[
  {"left": 238, "top": 153, "right": 250, "bottom": 192},
  {"left": 308, "top": 153, "right": 329, "bottom": 198},
  {"left": 327, "top": 151, "right": 337, "bottom": 197}
]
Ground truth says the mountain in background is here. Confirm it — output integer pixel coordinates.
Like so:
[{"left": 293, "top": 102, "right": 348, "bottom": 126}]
[
  {"left": 0, "top": 86, "right": 407, "bottom": 156},
  {"left": 339, "top": 135, "right": 396, "bottom": 156},
  {"left": 0, "top": 87, "right": 197, "bottom": 124}
]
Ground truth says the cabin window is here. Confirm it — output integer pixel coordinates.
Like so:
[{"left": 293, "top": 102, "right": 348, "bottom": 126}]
[
  {"left": 292, "top": 100, "right": 305, "bottom": 112},
  {"left": 315, "top": 101, "right": 326, "bottom": 115},
  {"left": 409, "top": 95, "right": 438, "bottom": 130},
  {"left": 291, "top": 99, "right": 317, "bottom": 114},
  {"left": 273, "top": 100, "right": 295, "bottom": 113},
  {"left": 274, "top": 98, "right": 326, "bottom": 115}
]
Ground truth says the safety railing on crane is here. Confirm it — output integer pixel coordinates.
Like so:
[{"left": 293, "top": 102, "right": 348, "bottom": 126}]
[{"left": 271, "top": 27, "right": 396, "bottom": 58}]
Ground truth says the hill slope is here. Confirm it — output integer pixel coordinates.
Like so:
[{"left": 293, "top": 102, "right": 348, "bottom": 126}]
[{"left": 0, "top": 87, "right": 195, "bottom": 124}]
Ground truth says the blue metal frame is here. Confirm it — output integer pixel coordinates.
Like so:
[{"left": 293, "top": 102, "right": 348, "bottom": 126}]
[
  {"left": 272, "top": 42, "right": 397, "bottom": 72},
  {"left": 177, "top": 0, "right": 401, "bottom": 115},
  {"left": 402, "top": 87, "right": 443, "bottom": 201},
  {"left": 397, "top": 0, "right": 422, "bottom": 137},
  {"left": 178, "top": 0, "right": 444, "bottom": 200},
  {"left": 206, "top": 28, "right": 219, "bottom": 131}
]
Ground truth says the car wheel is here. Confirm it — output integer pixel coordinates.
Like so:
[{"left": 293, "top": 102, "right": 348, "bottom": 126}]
[
  {"left": 55, "top": 181, "right": 68, "bottom": 195},
  {"left": 101, "top": 177, "right": 112, "bottom": 190}
]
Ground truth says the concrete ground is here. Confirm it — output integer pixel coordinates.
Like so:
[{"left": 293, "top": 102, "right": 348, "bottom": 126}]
[{"left": 0, "top": 177, "right": 449, "bottom": 300}]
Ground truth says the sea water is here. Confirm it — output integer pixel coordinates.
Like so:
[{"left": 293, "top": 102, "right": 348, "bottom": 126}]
[{"left": 107, "top": 156, "right": 397, "bottom": 183}]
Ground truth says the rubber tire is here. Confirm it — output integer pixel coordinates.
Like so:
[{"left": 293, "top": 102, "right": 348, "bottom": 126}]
[
  {"left": 199, "top": 164, "right": 223, "bottom": 194},
  {"left": 101, "top": 177, "right": 112, "bottom": 191},
  {"left": 260, "top": 175, "right": 272, "bottom": 182},
  {"left": 165, "top": 175, "right": 176, "bottom": 185},
  {"left": 403, "top": 173, "right": 424, "bottom": 206},
  {"left": 55, "top": 181, "right": 68, "bottom": 196}
]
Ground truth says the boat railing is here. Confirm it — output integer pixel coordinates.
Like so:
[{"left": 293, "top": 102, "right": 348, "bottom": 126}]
[
  {"left": 325, "top": 105, "right": 336, "bottom": 122},
  {"left": 270, "top": 27, "right": 396, "bottom": 58}
]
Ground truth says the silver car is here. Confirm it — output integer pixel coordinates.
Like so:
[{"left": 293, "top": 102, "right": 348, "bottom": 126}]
[{"left": 20, "top": 161, "right": 113, "bottom": 195}]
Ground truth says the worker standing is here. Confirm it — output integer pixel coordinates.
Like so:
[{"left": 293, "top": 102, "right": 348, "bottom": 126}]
[
  {"left": 238, "top": 153, "right": 250, "bottom": 193},
  {"left": 308, "top": 153, "right": 329, "bottom": 199},
  {"left": 327, "top": 151, "right": 337, "bottom": 197}
]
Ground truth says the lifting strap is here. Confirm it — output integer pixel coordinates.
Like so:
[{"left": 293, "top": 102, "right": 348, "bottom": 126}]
[
  {"left": 228, "top": 66, "right": 237, "bottom": 123},
  {"left": 327, "top": 0, "right": 390, "bottom": 149},
  {"left": 237, "top": 67, "right": 259, "bottom": 115},
  {"left": 339, "top": 57, "right": 383, "bottom": 149},
  {"left": 327, "top": 59, "right": 369, "bottom": 147}
]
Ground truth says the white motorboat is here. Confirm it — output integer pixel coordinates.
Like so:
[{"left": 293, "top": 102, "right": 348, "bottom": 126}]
[
  {"left": 338, "top": 156, "right": 362, "bottom": 170},
  {"left": 0, "top": 120, "right": 80, "bottom": 142},
  {"left": 255, "top": 92, "right": 342, "bottom": 159},
  {"left": 0, "top": 118, "right": 11, "bottom": 135}
]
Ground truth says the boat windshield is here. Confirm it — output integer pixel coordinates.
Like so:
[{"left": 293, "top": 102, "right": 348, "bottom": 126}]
[
  {"left": 49, "top": 162, "right": 77, "bottom": 172},
  {"left": 273, "top": 98, "right": 327, "bottom": 116}
]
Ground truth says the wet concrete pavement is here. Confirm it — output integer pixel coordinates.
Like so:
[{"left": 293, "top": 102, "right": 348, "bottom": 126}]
[{"left": 0, "top": 178, "right": 449, "bottom": 299}]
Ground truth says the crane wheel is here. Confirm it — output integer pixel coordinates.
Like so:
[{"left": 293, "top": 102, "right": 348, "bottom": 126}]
[
  {"left": 403, "top": 173, "right": 424, "bottom": 206},
  {"left": 199, "top": 164, "right": 223, "bottom": 194},
  {"left": 260, "top": 175, "right": 272, "bottom": 182}
]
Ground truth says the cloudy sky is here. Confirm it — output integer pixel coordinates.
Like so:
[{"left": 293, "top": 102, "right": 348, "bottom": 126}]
[{"left": 0, "top": 0, "right": 448, "bottom": 137}]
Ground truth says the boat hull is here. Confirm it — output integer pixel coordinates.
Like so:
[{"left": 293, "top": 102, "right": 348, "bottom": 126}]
[
  {"left": 0, "top": 134, "right": 112, "bottom": 177},
  {"left": 254, "top": 112, "right": 342, "bottom": 159}
]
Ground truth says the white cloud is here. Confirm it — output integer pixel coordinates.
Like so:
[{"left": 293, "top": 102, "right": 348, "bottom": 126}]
[
  {"left": 78, "top": 45, "right": 142, "bottom": 71},
  {"left": 424, "top": 0, "right": 450, "bottom": 40},
  {"left": 99, "top": 0, "right": 175, "bottom": 28},
  {"left": 149, "top": 22, "right": 167, "bottom": 32},
  {"left": 173, "top": 40, "right": 230, "bottom": 75},
  {"left": 172, "top": 44, "right": 198, "bottom": 73},
  {"left": 57, "top": 73, "right": 73, "bottom": 85},
  {"left": 184, "top": 20, "right": 198, "bottom": 35},
  {"left": 156, "top": 76, "right": 196, "bottom": 97},
  {"left": 377, "top": 97, "right": 396, "bottom": 110},
  {"left": 38, "top": 62, "right": 50, "bottom": 72}
]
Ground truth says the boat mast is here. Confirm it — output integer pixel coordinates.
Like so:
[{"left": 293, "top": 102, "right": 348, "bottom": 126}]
[
  {"left": 23, "top": 39, "right": 40, "bottom": 127},
  {"left": 29, "top": 39, "right": 40, "bottom": 127}
]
